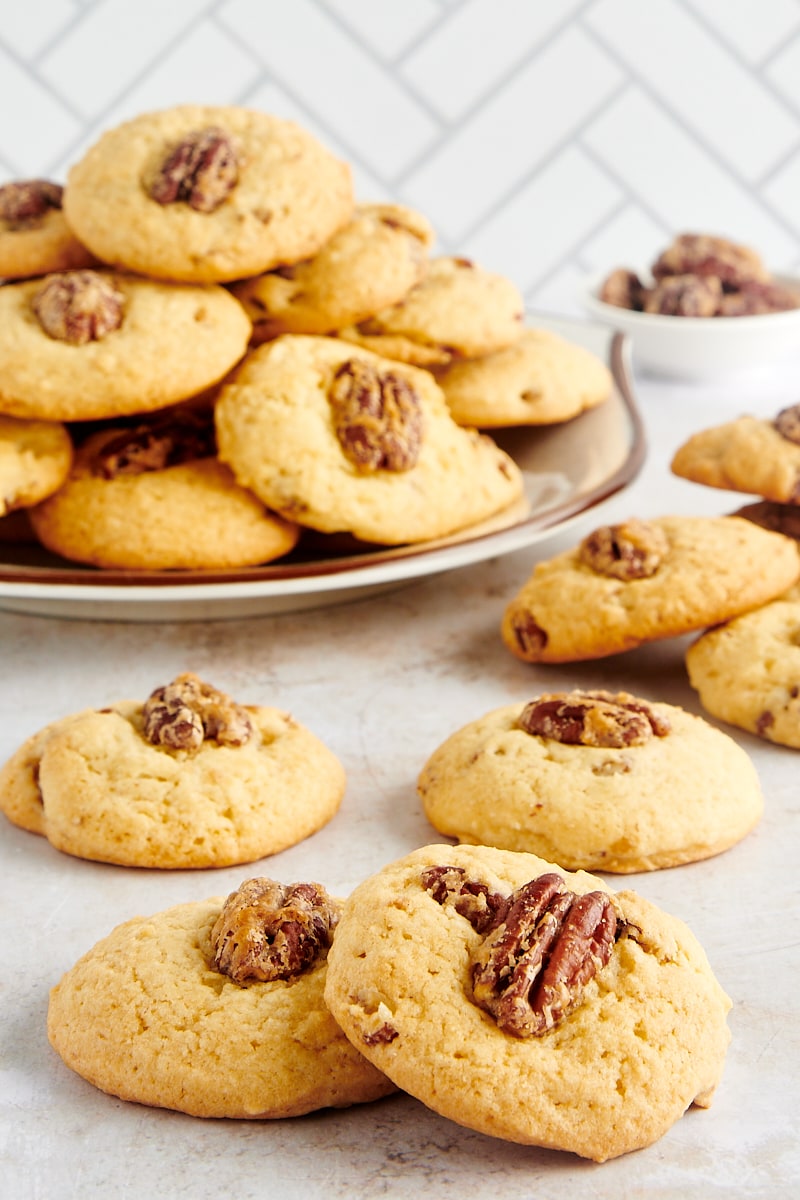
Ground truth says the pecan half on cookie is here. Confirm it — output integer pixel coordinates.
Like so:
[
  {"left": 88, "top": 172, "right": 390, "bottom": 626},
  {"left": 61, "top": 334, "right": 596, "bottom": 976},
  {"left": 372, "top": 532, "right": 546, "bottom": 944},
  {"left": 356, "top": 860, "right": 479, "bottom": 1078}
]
[
  {"left": 517, "top": 690, "right": 671, "bottom": 748},
  {"left": 32, "top": 270, "right": 124, "bottom": 345},
  {"left": 142, "top": 672, "right": 253, "bottom": 752},
  {"left": 579, "top": 518, "right": 668, "bottom": 580},
  {"left": 210, "top": 877, "right": 339, "bottom": 984},
  {"left": 92, "top": 410, "right": 217, "bottom": 479},
  {"left": 0, "top": 179, "right": 63, "bottom": 229},
  {"left": 328, "top": 358, "right": 424, "bottom": 472}
]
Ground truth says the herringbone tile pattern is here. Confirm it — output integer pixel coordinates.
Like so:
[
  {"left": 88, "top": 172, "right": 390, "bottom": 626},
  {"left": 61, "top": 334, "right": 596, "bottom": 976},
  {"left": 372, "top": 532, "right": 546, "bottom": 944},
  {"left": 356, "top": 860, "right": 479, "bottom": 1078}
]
[{"left": 3, "top": 0, "right": 800, "bottom": 316}]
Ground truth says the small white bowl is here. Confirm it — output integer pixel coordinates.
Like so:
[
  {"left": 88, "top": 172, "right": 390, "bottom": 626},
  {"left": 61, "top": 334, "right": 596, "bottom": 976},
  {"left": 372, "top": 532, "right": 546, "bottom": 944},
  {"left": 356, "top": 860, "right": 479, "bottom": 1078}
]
[{"left": 581, "top": 273, "right": 800, "bottom": 380}]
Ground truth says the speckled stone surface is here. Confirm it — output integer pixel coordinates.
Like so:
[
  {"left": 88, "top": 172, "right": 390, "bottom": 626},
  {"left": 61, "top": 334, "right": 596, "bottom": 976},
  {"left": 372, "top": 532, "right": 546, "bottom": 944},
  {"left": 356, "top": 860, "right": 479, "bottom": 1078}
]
[{"left": 1, "top": 358, "right": 799, "bottom": 1198}]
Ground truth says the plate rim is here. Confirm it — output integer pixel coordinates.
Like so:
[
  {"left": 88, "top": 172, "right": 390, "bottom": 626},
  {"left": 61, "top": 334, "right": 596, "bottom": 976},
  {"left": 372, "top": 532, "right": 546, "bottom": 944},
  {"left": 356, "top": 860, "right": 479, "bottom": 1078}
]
[{"left": 0, "top": 320, "right": 645, "bottom": 605}]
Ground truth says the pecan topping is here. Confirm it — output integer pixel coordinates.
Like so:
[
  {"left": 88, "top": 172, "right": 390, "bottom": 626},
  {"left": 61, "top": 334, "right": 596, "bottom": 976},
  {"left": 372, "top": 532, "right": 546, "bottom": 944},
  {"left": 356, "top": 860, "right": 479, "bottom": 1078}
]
[
  {"left": 517, "top": 690, "right": 670, "bottom": 748},
  {"left": 599, "top": 268, "right": 645, "bottom": 311},
  {"left": 774, "top": 405, "right": 800, "bottom": 446},
  {"left": 579, "top": 518, "right": 668, "bottom": 580},
  {"left": 32, "top": 270, "right": 124, "bottom": 345},
  {"left": 421, "top": 865, "right": 510, "bottom": 934},
  {"left": 651, "top": 233, "right": 766, "bottom": 290},
  {"left": 328, "top": 358, "right": 423, "bottom": 472},
  {"left": 0, "top": 179, "right": 63, "bottom": 229},
  {"left": 470, "top": 873, "right": 617, "bottom": 1037},
  {"left": 93, "top": 410, "right": 216, "bottom": 478},
  {"left": 718, "top": 280, "right": 800, "bottom": 316},
  {"left": 642, "top": 273, "right": 722, "bottom": 317},
  {"left": 149, "top": 127, "right": 241, "bottom": 213},
  {"left": 142, "top": 672, "right": 253, "bottom": 752},
  {"left": 210, "top": 877, "right": 339, "bottom": 984}
]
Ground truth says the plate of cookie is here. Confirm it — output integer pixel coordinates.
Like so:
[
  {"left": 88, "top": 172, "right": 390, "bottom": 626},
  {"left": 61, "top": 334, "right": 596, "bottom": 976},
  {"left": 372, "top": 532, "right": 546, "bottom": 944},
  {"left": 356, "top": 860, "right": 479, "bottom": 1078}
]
[
  {"left": 0, "top": 315, "right": 644, "bottom": 622},
  {"left": 0, "top": 104, "right": 644, "bottom": 621}
]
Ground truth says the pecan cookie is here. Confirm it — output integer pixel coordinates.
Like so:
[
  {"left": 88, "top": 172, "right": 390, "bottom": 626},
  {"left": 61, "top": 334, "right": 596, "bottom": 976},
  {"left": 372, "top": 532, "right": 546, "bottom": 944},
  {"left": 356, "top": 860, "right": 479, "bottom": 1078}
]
[
  {"left": 418, "top": 690, "right": 763, "bottom": 871},
  {"left": 434, "top": 327, "right": 612, "bottom": 428},
  {"left": 324, "top": 843, "right": 731, "bottom": 1161},
  {"left": 0, "top": 674, "right": 345, "bottom": 867},
  {"left": 215, "top": 335, "right": 525, "bottom": 544},
  {"left": 48, "top": 879, "right": 394, "bottom": 1117},
  {"left": 63, "top": 104, "right": 353, "bottom": 283},
  {"left": 502, "top": 515, "right": 800, "bottom": 663},
  {"left": 336, "top": 256, "right": 524, "bottom": 367},
  {"left": 671, "top": 406, "right": 800, "bottom": 504},
  {"left": 231, "top": 204, "right": 434, "bottom": 342},
  {"left": 0, "top": 270, "right": 250, "bottom": 421},
  {"left": 0, "top": 414, "right": 72, "bottom": 516},
  {"left": 28, "top": 411, "right": 299, "bottom": 570},
  {"left": 686, "top": 584, "right": 800, "bottom": 748},
  {"left": 0, "top": 178, "right": 97, "bottom": 279}
]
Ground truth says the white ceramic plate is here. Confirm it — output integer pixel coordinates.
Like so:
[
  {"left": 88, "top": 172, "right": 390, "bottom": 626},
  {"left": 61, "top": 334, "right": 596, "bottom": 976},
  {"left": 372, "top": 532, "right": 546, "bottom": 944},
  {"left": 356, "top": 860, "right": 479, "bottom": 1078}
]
[
  {"left": 582, "top": 272, "right": 800, "bottom": 379},
  {"left": 0, "top": 317, "right": 645, "bottom": 621}
]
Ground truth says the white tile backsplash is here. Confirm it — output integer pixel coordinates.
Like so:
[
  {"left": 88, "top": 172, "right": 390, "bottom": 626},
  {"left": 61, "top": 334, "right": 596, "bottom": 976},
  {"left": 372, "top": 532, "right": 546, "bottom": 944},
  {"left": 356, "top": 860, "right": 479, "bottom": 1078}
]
[{"left": 3, "top": 0, "right": 800, "bottom": 313}]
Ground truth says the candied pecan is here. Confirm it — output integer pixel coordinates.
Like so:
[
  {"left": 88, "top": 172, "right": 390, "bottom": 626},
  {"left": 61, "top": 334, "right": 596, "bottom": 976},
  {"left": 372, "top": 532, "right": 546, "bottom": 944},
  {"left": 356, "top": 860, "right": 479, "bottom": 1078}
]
[
  {"left": 0, "top": 179, "right": 63, "bottom": 229},
  {"left": 651, "top": 233, "right": 766, "bottom": 290},
  {"left": 599, "top": 268, "right": 645, "bottom": 311},
  {"left": 32, "top": 270, "right": 124, "bottom": 345},
  {"left": 328, "top": 358, "right": 423, "bottom": 472},
  {"left": 774, "top": 405, "right": 800, "bottom": 446},
  {"left": 517, "top": 690, "right": 670, "bottom": 748},
  {"left": 718, "top": 280, "right": 800, "bottom": 316},
  {"left": 470, "top": 873, "right": 617, "bottom": 1037},
  {"left": 149, "top": 127, "right": 241, "bottom": 213},
  {"left": 509, "top": 612, "right": 548, "bottom": 658},
  {"left": 93, "top": 410, "right": 217, "bottom": 478},
  {"left": 579, "top": 518, "right": 668, "bottom": 580},
  {"left": 421, "top": 865, "right": 509, "bottom": 934},
  {"left": 643, "top": 273, "right": 722, "bottom": 317},
  {"left": 142, "top": 672, "right": 253, "bottom": 752},
  {"left": 210, "top": 877, "right": 339, "bottom": 984}
]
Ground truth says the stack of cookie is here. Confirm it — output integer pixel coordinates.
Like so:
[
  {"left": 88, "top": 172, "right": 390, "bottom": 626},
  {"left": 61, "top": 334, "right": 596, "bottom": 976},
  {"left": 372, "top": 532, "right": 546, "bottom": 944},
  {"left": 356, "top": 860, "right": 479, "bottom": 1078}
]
[{"left": 0, "top": 102, "right": 612, "bottom": 570}]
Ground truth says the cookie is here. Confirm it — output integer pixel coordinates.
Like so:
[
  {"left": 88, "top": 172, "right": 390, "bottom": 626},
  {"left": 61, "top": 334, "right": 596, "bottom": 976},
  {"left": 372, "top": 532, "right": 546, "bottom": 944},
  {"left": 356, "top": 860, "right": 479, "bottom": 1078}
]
[
  {"left": 0, "top": 179, "right": 97, "bottom": 279},
  {"left": 28, "top": 410, "right": 299, "bottom": 570},
  {"left": 0, "top": 673, "right": 345, "bottom": 867},
  {"left": 434, "top": 327, "right": 612, "bottom": 427},
  {"left": 418, "top": 689, "right": 763, "bottom": 871},
  {"left": 64, "top": 105, "right": 354, "bottom": 283},
  {"left": 323, "top": 843, "right": 731, "bottom": 1161},
  {"left": 502, "top": 515, "right": 800, "bottom": 663},
  {"left": 671, "top": 404, "right": 800, "bottom": 504},
  {"left": 48, "top": 878, "right": 394, "bottom": 1118},
  {"left": 686, "top": 585, "right": 800, "bottom": 747},
  {"left": 231, "top": 204, "right": 434, "bottom": 342},
  {"left": 0, "top": 414, "right": 73, "bottom": 516},
  {"left": 0, "top": 269, "right": 251, "bottom": 421},
  {"left": 336, "top": 256, "right": 524, "bottom": 367},
  {"left": 215, "top": 335, "right": 525, "bottom": 544}
]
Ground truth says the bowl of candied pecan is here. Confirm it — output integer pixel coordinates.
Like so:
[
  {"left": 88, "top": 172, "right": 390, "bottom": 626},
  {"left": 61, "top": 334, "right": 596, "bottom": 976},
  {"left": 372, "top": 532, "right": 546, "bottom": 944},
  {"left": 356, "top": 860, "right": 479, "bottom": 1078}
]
[{"left": 582, "top": 232, "right": 800, "bottom": 379}]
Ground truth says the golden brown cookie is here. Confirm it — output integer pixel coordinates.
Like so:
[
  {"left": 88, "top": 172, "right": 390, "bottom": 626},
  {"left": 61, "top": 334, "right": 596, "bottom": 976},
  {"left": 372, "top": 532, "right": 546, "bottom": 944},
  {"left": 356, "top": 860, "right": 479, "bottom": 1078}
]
[
  {"left": 418, "top": 690, "right": 763, "bottom": 871},
  {"left": 324, "top": 843, "right": 731, "bottom": 1161},
  {"left": 671, "top": 405, "right": 800, "bottom": 504},
  {"left": 502, "top": 515, "right": 800, "bottom": 663},
  {"left": 0, "top": 269, "right": 251, "bottom": 421},
  {"left": 0, "top": 414, "right": 72, "bottom": 516},
  {"left": 215, "top": 334, "right": 525, "bottom": 544},
  {"left": 434, "top": 327, "right": 612, "bottom": 427},
  {"left": 231, "top": 204, "right": 434, "bottom": 341},
  {"left": 0, "top": 673, "right": 346, "bottom": 867},
  {"left": 48, "top": 878, "right": 394, "bottom": 1117},
  {"left": 64, "top": 105, "right": 354, "bottom": 283},
  {"left": 686, "top": 584, "right": 800, "bottom": 747},
  {"left": 28, "top": 410, "right": 299, "bottom": 570},
  {"left": 0, "top": 179, "right": 97, "bottom": 279},
  {"left": 336, "top": 256, "right": 524, "bottom": 367}
]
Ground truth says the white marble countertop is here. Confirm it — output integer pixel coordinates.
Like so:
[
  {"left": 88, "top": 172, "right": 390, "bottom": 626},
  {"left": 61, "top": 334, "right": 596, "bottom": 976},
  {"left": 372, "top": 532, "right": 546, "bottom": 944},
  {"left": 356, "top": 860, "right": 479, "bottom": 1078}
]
[{"left": 2, "top": 351, "right": 799, "bottom": 1198}]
